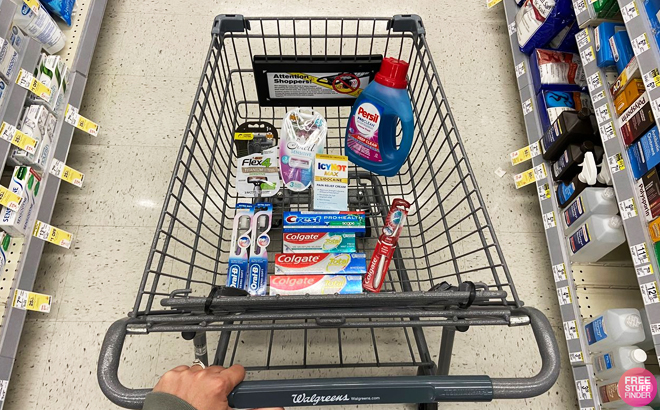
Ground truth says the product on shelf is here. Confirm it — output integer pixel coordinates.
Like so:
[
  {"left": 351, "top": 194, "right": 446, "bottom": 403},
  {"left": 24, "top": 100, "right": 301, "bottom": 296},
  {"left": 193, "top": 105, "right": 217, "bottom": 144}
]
[
  {"left": 614, "top": 79, "right": 645, "bottom": 116},
  {"left": 637, "top": 166, "right": 660, "bottom": 222},
  {"left": 11, "top": 105, "right": 55, "bottom": 171},
  {"left": 274, "top": 253, "right": 367, "bottom": 275},
  {"left": 283, "top": 232, "right": 357, "bottom": 253},
  {"left": 226, "top": 204, "right": 254, "bottom": 290},
  {"left": 650, "top": 218, "right": 660, "bottom": 241},
  {"left": 611, "top": 57, "right": 640, "bottom": 97},
  {"left": 40, "top": 0, "right": 76, "bottom": 25},
  {"left": 515, "top": 0, "right": 574, "bottom": 54},
  {"left": 563, "top": 187, "right": 618, "bottom": 235},
  {"left": 0, "top": 37, "right": 18, "bottom": 82},
  {"left": 8, "top": 24, "right": 27, "bottom": 53},
  {"left": 593, "top": 0, "right": 620, "bottom": 18},
  {"left": 530, "top": 49, "right": 587, "bottom": 93},
  {"left": 584, "top": 309, "right": 652, "bottom": 353},
  {"left": 540, "top": 108, "right": 597, "bottom": 161},
  {"left": 552, "top": 141, "right": 603, "bottom": 181},
  {"left": 599, "top": 376, "right": 660, "bottom": 407},
  {"left": 0, "top": 166, "right": 40, "bottom": 237},
  {"left": 279, "top": 108, "right": 327, "bottom": 192},
  {"left": 644, "top": 0, "right": 660, "bottom": 47},
  {"left": 0, "top": 78, "right": 6, "bottom": 108},
  {"left": 313, "top": 154, "right": 348, "bottom": 211},
  {"left": 567, "top": 214, "right": 625, "bottom": 262},
  {"left": 234, "top": 121, "right": 280, "bottom": 198},
  {"left": 345, "top": 57, "right": 414, "bottom": 177},
  {"left": 269, "top": 274, "right": 363, "bottom": 295},
  {"left": 33, "top": 54, "right": 68, "bottom": 111},
  {"left": 620, "top": 99, "right": 655, "bottom": 147},
  {"left": 13, "top": 3, "right": 66, "bottom": 54},
  {"left": 556, "top": 149, "right": 599, "bottom": 207},
  {"left": 596, "top": 22, "right": 626, "bottom": 68},
  {"left": 627, "top": 126, "right": 660, "bottom": 179},
  {"left": 537, "top": 90, "right": 592, "bottom": 131},
  {"left": 283, "top": 211, "right": 366, "bottom": 233},
  {"left": 0, "top": 231, "right": 10, "bottom": 273},
  {"left": 611, "top": 31, "right": 635, "bottom": 74},
  {"left": 547, "top": 21, "right": 579, "bottom": 52},
  {"left": 363, "top": 198, "right": 410, "bottom": 293},
  {"left": 247, "top": 203, "right": 271, "bottom": 296},
  {"left": 594, "top": 346, "right": 647, "bottom": 381}
]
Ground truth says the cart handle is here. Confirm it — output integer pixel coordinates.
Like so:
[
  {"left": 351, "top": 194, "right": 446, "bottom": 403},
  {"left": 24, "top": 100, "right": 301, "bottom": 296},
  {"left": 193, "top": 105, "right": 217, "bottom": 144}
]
[{"left": 97, "top": 307, "right": 559, "bottom": 408}]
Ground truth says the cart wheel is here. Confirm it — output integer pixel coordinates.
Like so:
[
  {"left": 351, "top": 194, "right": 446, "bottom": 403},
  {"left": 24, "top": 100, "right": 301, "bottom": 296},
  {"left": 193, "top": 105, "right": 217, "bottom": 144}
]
[{"left": 418, "top": 403, "right": 438, "bottom": 410}]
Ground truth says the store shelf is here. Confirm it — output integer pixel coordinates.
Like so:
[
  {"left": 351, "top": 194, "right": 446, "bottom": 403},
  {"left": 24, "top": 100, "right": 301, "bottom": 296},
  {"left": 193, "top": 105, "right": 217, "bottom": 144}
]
[
  {"left": 0, "top": 1, "right": 17, "bottom": 40},
  {"left": 573, "top": 0, "right": 623, "bottom": 28},
  {"left": 575, "top": 25, "right": 660, "bottom": 364},
  {"left": 0, "top": 0, "right": 107, "bottom": 407},
  {"left": 618, "top": 0, "right": 660, "bottom": 127},
  {"left": 503, "top": 1, "right": 600, "bottom": 408}
]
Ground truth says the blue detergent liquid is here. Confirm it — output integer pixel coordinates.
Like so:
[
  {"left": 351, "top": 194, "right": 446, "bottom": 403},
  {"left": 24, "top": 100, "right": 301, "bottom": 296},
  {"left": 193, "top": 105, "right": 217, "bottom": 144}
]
[{"left": 345, "top": 58, "right": 414, "bottom": 177}]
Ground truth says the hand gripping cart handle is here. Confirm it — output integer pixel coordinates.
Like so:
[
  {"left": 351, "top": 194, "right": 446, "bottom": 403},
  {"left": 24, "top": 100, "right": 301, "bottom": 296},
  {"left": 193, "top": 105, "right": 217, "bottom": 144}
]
[{"left": 97, "top": 307, "right": 559, "bottom": 408}]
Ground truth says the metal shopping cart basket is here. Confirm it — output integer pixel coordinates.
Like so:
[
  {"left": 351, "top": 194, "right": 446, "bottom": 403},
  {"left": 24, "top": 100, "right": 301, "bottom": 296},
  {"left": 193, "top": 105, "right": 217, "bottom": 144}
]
[{"left": 98, "top": 14, "right": 560, "bottom": 409}]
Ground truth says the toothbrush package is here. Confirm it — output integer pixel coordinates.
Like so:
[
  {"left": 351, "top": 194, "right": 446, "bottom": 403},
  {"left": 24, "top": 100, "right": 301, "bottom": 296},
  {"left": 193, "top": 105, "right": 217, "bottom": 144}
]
[
  {"left": 226, "top": 204, "right": 254, "bottom": 290},
  {"left": 515, "top": 0, "right": 574, "bottom": 55},
  {"left": 279, "top": 108, "right": 327, "bottom": 192},
  {"left": 247, "top": 203, "right": 272, "bottom": 296}
]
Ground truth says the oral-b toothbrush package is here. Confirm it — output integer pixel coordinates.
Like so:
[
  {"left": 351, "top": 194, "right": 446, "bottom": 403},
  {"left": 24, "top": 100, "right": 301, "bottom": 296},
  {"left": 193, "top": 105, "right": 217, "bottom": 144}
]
[
  {"left": 247, "top": 203, "right": 272, "bottom": 296},
  {"left": 226, "top": 204, "right": 254, "bottom": 290},
  {"left": 279, "top": 108, "right": 327, "bottom": 192}
]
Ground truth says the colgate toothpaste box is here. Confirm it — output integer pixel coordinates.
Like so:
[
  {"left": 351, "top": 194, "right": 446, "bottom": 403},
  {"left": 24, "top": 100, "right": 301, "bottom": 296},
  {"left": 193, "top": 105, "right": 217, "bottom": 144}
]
[
  {"left": 282, "top": 211, "right": 365, "bottom": 233},
  {"left": 283, "top": 232, "right": 356, "bottom": 253},
  {"left": 274, "top": 253, "right": 366, "bottom": 275},
  {"left": 269, "top": 275, "right": 363, "bottom": 295}
]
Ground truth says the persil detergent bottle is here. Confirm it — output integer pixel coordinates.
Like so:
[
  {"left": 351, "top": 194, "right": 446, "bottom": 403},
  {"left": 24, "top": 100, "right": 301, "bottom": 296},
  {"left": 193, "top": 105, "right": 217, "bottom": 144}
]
[{"left": 345, "top": 57, "right": 414, "bottom": 177}]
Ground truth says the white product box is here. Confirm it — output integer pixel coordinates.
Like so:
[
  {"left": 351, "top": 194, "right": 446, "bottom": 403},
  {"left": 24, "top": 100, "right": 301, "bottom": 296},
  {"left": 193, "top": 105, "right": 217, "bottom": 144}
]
[
  {"left": 0, "top": 37, "right": 18, "bottom": 81},
  {"left": 0, "top": 78, "right": 6, "bottom": 108},
  {"left": 312, "top": 154, "right": 348, "bottom": 211},
  {"left": 53, "top": 61, "right": 68, "bottom": 114},
  {"left": 13, "top": 111, "right": 54, "bottom": 171},
  {"left": 35, "top": 54, "right": 63, "bottom": 107},
  {"left": 0, "top": 166, "right": 41, "bottom": 237},
  {"left": 8, "top": 24, "right": 27, "bottom": 53}
]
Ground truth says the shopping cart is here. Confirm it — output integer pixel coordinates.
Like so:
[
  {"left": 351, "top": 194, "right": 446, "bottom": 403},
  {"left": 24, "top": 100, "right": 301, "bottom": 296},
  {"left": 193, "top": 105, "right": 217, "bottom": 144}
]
[{"left": 98, "top": 14, "right": 560, "bottom": 409}]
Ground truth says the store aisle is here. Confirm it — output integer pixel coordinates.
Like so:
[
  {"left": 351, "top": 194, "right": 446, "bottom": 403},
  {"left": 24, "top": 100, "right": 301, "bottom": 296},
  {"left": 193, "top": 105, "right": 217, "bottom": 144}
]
[{"left": 4, "top": 1, "right": 577, "bottom": 409}]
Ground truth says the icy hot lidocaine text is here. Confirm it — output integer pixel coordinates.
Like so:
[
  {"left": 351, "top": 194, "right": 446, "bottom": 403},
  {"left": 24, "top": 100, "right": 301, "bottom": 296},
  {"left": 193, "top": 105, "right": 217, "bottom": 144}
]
[{"left": 347, "top": 102, "right": 382, "bottom": 162}]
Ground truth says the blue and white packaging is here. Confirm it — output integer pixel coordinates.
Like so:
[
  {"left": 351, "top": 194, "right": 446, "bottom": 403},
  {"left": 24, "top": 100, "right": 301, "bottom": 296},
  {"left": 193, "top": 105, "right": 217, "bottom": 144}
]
[
  {"left": 610, "top": 31, "right": 635, "bottom": 74},
  {"left": 516, "top": 0, "right": 574, "bottom": 54},
  {"left": 537, "top": 90, "right": 592, "bottom": 131},
  {"left": 226, "top": 204, "right": 253, "bottom": 290},
  {"left": 247, "top": 203, "right": 272, "bottom": 296},
  {"left": 644, "top": 0, "right": 660, "bottom": 46},
  {"left": 530, "top": 49, "right": 587, "bottom": 93},
  {"left": 547, "top": 21, "right": 579, "bottom": 52},
  {"left": 283, "top": 211, "right": 366, "bottom": 233},
  {"left": 627, "top": 126, "right": 660, "bottom": 179},
  {"left": 595, "top": 22, "right": 625, "bottom": 68}
]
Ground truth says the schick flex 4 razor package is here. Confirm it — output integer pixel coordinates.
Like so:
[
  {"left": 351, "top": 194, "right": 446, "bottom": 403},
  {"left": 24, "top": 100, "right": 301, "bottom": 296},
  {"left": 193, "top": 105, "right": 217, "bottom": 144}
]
[
  {"left": 234, "top": 121, "right": 280, "bottom": 197},
  {"left": 226, "top": 204, "right": 254, "bottom": 290},
  {"left": 247, "top": 203, "right": 272, "bottom": 296}
]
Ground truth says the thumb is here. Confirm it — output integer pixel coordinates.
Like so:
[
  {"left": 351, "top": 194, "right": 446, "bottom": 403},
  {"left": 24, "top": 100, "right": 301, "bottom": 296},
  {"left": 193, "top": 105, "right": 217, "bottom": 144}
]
[{"left": 218, "top": 364, "right": 246, "bottom": 395}]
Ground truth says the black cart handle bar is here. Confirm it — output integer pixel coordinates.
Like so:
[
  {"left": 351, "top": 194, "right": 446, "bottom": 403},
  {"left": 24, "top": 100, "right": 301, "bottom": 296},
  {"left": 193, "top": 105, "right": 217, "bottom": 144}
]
[{"left": 97, "top": 307, "right": 559, "bottom": 408}]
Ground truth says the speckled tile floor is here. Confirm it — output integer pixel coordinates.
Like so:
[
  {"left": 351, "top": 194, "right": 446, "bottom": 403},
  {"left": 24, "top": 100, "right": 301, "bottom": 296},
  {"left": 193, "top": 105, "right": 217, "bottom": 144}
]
[{"left": 4, "top": 1, "right": 578, "bottom": 409}]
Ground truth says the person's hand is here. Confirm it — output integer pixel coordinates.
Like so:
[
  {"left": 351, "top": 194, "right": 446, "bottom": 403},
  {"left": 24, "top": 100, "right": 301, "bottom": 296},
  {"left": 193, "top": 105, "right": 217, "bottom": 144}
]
[{"left": 153, "top": 363, "right": 284, "bottom": 410}]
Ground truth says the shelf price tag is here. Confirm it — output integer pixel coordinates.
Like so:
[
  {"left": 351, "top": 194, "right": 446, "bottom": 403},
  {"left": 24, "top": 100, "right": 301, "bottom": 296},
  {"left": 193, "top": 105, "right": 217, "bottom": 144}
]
[
  {"left": 514, "top": 164, "right": 545, "bottom": 189},
  {"left": 507, "top": 21, "right": 516, "bottom": 35},
  {"left": 576, "top": 379, "right": 593, "bottom": 400},
  {"left": 580, "top": 47, "right": 595, "bottom": 65},
  {"left": 618, "top": 198, "right": 637, "bottom": 220},
  {"left": 543, "top": 211, "right": 556, "bottom": 229},
  {"left": 553, "top": 263, "right": 567, "bottom": 282},
  {"left": 637, "top": 264, "right": 654, "bottom": 278},
  {"left": 538, "top": 183, "right": 551, "bottom": 200},
  {"left": 32, "top": 221, "right": 73, "bottom": 249},
  {"left": 510, "top": 141, "right": 540, "bottom": 165},
  {"left": 591, "top": 90, "right": 606, "bottom": 105},
  {"left": 522, "top": 98, "right": 533, "bottom": 115},
  {"left": 533, "top": 163, "right": 547, "bottom": 180},
  {"left": 65, "top": 105, "right": 99, "bottom": 136},
  {"left": 488, "top": 0, "right": 504, "bottom": 7},
  {"left": 595, "top": 104, "right": 611, "bottom": 124},
  {"left": 0, "top": 186, "right": 22, "bottom": 212},
  {"left": 632, "top": 33, "right": 651, "bottom": 57},
  {"left": 15, "top": 69, "right": 51, "bottom": 101},
  {"left": 49, "top": 159, "right": 84, "bottom": 188},
  {"left": 599, "top": 122, "right": 617, "bottom": 142},
  {"left": 622, "top": 1, "right": 639, "bottom": 22},
  {"left": 643, "top": 68, "right": 660, "bottom": 92},
  {"left": 651, "top": 97, "right": 660, "bottom": 121},
  {"left": 515, "top": 61, "right": 525, "bottom": 79},
  {"left": 22, "top": 0, "right": 40, "bottom": 13},
  {"left": 650, "top": 322, "right": 660, "bottom": 335},
  {"left": 576, "top": 29, "right": 590, "bottom": 48},
  {"left": 557, "top": 286, "right": 572, "bottom": 305},
  {"left": 608, "top": 153, "right": 626, "bottom": 174},
  {"left": 573, "top": 0, "right": 588, "bottom": 14},
  {"left": 631, "top": 243, "right": 650, "bottom": 266},
  {"left": 0, "top": 379, "right": 7, "bottom": 401},
  {"left": 587, "top": 72, "right": 602, "bottom": 92},
  {"left": 569, "top": 351, "right": 584, "bottom": 363},
  {"left": 12, "top": 289, "right": 51, "bottom": 313},
  {"left": 641, "top": 281, "right": 660, "bottom": 305},
  {"left": 564, "top": 320, "right": 579, "bottom": 340},
  {"left": 0, "top": 122, "right": 37, "bottom": 154}
]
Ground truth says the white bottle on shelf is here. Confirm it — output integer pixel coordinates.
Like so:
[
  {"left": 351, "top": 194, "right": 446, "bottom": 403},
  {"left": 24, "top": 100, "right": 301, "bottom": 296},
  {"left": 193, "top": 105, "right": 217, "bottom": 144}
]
[
  {"left": 563, "top": 187, "right": 618, "bottom": 235},
  {"left": 13, "top": 3, "right": 66, "bottom": 54},
  {"left": 567, "top": 214, "right": 625, "bottom": 263},
  {"left": 585, "top": 309, "right": 652, "bottom": 353},
  {"left": 593, "top": 346, "right": 647, "bottom": 381}
]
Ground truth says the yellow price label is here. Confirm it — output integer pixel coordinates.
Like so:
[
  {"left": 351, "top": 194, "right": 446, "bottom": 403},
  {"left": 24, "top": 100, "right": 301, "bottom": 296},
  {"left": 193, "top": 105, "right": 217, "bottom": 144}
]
[
  {"left": 510, "top": 141, "right": 541, "bottom": 166},
  {"left": 12, "top": 289, "right": 51, "bottom": 313},
  {"left": 15, "top": 69, "right": 51, "bottom": 101},
  {"left": 32, "top": 221, "right": 73, "bottom": 249},
  {"left": 22, "top": 0, "right": 39, "bottom": 13},
  {"left": 65, "top": 105, "right": 99, "bottom": 136},
  {"left": 487, "top": 0, "right": 503, "bottom": 7},
  {"left": 0, "top": 185, "right": 23, "bottom": 212},
  {"left": 50, "top": 159, "right": 84, "bottom": 188},
  {"left": 0, "top": 122, "right": 37, "bottom": 153},
  {"left": 514, "top": 168, "right": 536, "bottom": 189},
  {"left": 234, "top": 132, "right": 254, "bottom": 141}
]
